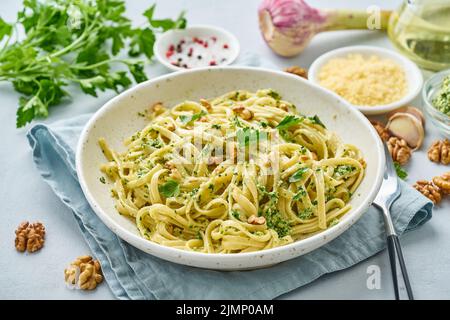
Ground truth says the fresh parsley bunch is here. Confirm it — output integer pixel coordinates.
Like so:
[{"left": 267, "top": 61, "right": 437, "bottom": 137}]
[{"left": 0, "top": 0, "right": 186, "bottom": 127}]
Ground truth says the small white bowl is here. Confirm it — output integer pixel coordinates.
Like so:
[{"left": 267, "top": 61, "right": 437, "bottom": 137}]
[
  {"left": 154, "top": 25, "right": 240, "bottom": 72},
  {"left": 309, "top": 46, "right": 423, "bottom": 115}
]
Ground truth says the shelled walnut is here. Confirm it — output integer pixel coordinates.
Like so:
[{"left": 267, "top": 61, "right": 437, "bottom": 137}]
[
  {"left": 413, "top": 180, "right": 442, "bottom": 204},
  {"left": 64, "top": 255, "right": 103, "bottom": 290},
  {"left": 370, "top": 120, "right": 390, "bottom": 141},
  {"left": 433, "top": 172, "right": 450, "bottom": 195},
  {"left": 428, "top": 139, "right": 450, "bottom": 165},
  {"left": 150, "top": 102, "right": 165, "bottom": 117},
  {"left": 247, "top": 215, "right": 266, "bottom": 225},
  {"left": 232, "top": 105, "right": 253, "bottom": 120},
  {"left": 284, "top": 66, "right": 308, "bottom": 79},
  {"left": 387, "top": 137, "right": 412, "bottom": 165},
  {"left": 14, "top": 221, "right": 45, "bottom": 253}
]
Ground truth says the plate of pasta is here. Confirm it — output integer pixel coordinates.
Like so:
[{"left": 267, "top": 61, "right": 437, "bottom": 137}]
[{"left": 76, "top": 67, "right": 385, "bottom": 270}]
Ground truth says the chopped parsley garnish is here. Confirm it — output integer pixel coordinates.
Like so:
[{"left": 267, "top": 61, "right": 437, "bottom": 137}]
[
  {"left": 159, "top": 179, "right": 180, "bottom": 197},
  {"left": 289, "top": 167, "right": 309, "bottom": 183},
  {"left": 189, "top": 188, "right": 199, "bottom": 197},
  {"left": 144, "top": 138, "right": 163, "bottom": 149},
  {"left": 298, "top": 208, "right": 313, "bottom": 220},
  {"left": 231, "top": 210, "right": 240, "bottom": 220},
  {"left": 308, "top": 115, "right": 326, "bottom": 128},
  {"left": 268, "top": 90, "right": 281, "bottom": 100},
  {"left": 179, "top": 111, "right": 206, "bottom": 125},
  {"left": 394, "top": 162, "right": 408, "bottom": 180},
  {"left": 263, "top": 208, "right": 290, "bottom": 237},
  {"left": 260, "top": 121, "right": 268, "bottom": 128},
  {"left": 293, "top": 187, "right": 307, "bottom": 201},
  {"left": 329, "top": 218, "right": 340, "bottom": 227},
  {"left": 334, "top": 165, "right": 355, "bottom": 178},
  {"left": 99, "top": 176, "right": 106, "bottom": 184},
  {"left": 257, "top": 184, "right": 278, "bottom": 203},
  {"left": 276, "top": 115, "right": 302, "bottom": 130},
  {"left": 236, "top": 127, "right": 267, "bottom": 147},
  {"left": 211, "top": 124, "right": 221, "bottom": 129}
]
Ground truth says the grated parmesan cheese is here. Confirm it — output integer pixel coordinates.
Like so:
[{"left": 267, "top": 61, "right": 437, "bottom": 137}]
[{"left": 318, "top": 54, "right": 407, "bottom": 106}]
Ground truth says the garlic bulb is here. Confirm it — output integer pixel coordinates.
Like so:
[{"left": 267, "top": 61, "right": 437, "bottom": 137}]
[{"left": 258, "top": 0, "right": 391, "bottom": 57}]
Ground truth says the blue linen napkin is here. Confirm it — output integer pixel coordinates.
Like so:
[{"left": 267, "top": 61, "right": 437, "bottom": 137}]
[{"left": 26, "top": 54, "right": 433, "bottom": 300}]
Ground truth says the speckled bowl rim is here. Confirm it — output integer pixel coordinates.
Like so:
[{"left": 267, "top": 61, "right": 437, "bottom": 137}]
[{"left": 76, "top": 66, "right": 385, "bottom": 269}]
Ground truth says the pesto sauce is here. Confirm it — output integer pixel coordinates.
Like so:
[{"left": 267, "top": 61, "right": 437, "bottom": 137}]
[{"left": 432, "top": 75, "right": 450, "bottom": 116}]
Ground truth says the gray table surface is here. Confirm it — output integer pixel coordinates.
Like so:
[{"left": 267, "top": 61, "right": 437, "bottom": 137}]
[{"left": 1, "top": 0, "right": 449, "bottom": 300}]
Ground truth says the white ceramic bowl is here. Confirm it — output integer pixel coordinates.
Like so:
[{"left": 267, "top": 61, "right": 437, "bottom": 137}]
[
  {"left": 309, "top": 46, "right": 423, "bottom": 115},
  {"left": 76, "top": 67, "right": 385, "bottom": 270},
  {"left": 154, "top": 25, "right": 240, "bottom": 72}
]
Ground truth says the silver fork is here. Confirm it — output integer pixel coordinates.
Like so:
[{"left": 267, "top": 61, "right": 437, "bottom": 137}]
[{"left": 373, "top": 143, "right": 414, "bottom": 300}]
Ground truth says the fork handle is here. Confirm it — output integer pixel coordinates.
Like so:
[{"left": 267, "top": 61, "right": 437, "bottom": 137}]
[
  {"left": 391, "top": 235, "right": 414, "bottom": 300},
  {"left": 387, "top": 235, "right": 399, "bottom": 300}
]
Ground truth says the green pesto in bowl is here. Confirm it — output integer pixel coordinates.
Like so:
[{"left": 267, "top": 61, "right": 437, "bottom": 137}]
[{"left": 433, "top": 74, "right": 450, "bottom": 116}]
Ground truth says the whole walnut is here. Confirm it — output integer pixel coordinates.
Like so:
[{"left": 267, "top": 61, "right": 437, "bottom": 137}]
[
  {"left": 284, "top": 66, "right": 308, "bottom": 79},
  {"left": 387, "top": 137, "right": 412, "bottom": 165},
  {"left": 64, "top": 255, "right": 103, "bottom": 290},
  {"left": 432, "top": 172, "right": 450, "bottom": 195},
  {"left": 428, "top": 139, "right": 450, "bottom": 165},
  {"left": 413, "top": 180, "right": 442, "bottom": 204},
  {"left": 370, "top": 120, "right": 390, "bottom": 141},
  {"left": 15, "top": 221, "right": 45, "bottom": 253}
]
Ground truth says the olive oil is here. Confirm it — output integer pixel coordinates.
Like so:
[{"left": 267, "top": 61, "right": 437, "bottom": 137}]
[{"left": 388, "top": 1, "right": 450, "bottom": 71}]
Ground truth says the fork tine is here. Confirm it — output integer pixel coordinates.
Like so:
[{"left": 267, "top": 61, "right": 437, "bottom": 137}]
[{"left": 383, "top": 143, "right": 396, "bottom": 177}]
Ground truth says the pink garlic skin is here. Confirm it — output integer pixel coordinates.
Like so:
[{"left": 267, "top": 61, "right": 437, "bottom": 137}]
[{"left": 258, "top": 0, "right": 328, "bottom": 56}]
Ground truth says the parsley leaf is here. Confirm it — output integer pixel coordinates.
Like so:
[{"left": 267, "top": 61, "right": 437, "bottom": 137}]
[
  {"left": 0, "top": 1, "right": 187, "bottom": 128},
  {"left": 159, "top": 180, "right": 180, "bottom": 197},
  {"left": 308, "top": 115, "right": 326, "bottom": 128},
  {"left": 231, "top": 210, "right": 240, "bottom": 219},
  {"left": 276, "top": 115, "right": 303, "bottom": 130},
  {"left": 289, "top": 167, "right": 309, "bottom": 183},
  {"left": 267, "top": 90, "right": 281, "bottom": 100},
  {"left": 394, "top": 162, "right": 408, "bottom": 180},
  {"left": 0, "top": 17, "right": 12, "bottom": 41},
  {"left": 179, "top": 111, "right": 206, "bottom": 125}
]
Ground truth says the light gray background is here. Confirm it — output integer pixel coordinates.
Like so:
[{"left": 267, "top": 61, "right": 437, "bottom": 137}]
[{"left": 1, "top": 0, "right": 449, "bottom": 300}]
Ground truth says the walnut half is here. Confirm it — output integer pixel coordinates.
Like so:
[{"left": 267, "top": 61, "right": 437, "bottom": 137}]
[
  {"left": 15, "top": 221, "right": 45, "bottom": 253},
  {"left": 284, "top": 66, "right": 308, "bottom": 79},
  {"left": 387, "top": 137, "right": 412, "bottom": 165},
  {"left": 247, "top": 215, "right": 266, "bottom": 225},
  {"left": 433, "top": 172, "right": 450, "bottom": 195},
  {"left": 413, "top": 180, "right": 442, "bottom": 204},
  {"left": 64, "top": 255, "right": 103, "bottom": 290},
  {"left": 428, "top": 139, "right": 450, "bottom": 165}
]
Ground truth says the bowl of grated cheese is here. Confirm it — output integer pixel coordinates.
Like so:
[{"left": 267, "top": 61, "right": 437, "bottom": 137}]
[{"left": 309, "top": 46, "right": 423, "bottom": 115}]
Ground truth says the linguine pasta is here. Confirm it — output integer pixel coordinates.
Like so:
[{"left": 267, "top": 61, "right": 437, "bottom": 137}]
[{"left": 99, "top": 89, "right": 365, "bottom": 253}]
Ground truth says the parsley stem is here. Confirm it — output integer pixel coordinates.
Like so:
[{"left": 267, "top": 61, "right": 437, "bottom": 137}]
[
  {"left": 70, "top": 58, "right": 130, "bottom": 70},
  {"left": 47, "top": 11, "right": 96, "bottom": 59}
]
